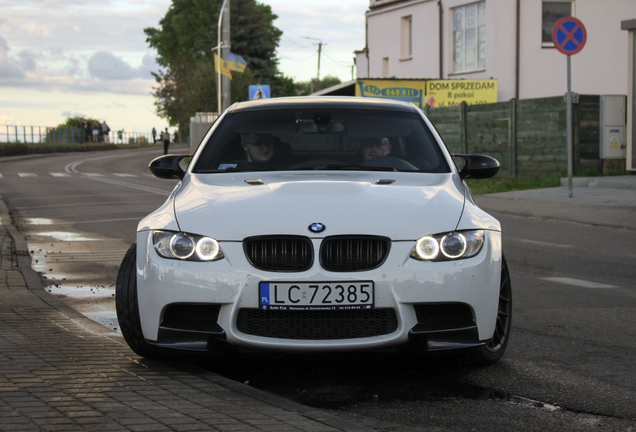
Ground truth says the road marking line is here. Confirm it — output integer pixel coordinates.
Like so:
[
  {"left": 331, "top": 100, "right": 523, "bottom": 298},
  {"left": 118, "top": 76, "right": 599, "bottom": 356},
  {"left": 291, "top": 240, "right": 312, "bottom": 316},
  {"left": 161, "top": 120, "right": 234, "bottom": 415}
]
[
  {"left": 83, "top": 173, "right": 104, "bottom": 177},
  {"left": 50, "top": 173, "right": 71, "bottom": 177},
  {"left": 512, "top": 238, "right": 573, "bottom": 248},
  {"left": 81, "top": 175, "right": 171, "bottom": 196},
  {"left": 113, "top": 173, "right": 138, "bottom": 177},
  {"left": 0, "top": 174, "right": 3, "bottom": 178},
  {"left": 540, "top": 277, "right": 617, "bottom": 289},
  {"left": 18, "top": 173, "right": 38, "bottom": 177}
]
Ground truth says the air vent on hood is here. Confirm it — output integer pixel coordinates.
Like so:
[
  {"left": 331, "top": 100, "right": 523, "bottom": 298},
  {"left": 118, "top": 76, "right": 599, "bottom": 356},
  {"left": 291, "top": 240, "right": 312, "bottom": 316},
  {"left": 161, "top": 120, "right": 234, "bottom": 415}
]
[
  {"left": 375, "top": 179, "right": 396, "bottom": 185},
  {"left": 244, "top": 179, "right": 264, "bottom": 185}
]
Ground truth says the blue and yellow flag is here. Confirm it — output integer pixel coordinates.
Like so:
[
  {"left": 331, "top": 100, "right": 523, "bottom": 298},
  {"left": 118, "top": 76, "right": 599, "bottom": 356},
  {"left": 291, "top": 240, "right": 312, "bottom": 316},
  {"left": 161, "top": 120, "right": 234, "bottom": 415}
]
[
  {"left": 214, "top": 53, "right": 232, "bottom": 80},
  {"left": 226, "top": 52, "right": 247, "bottom": 73}
]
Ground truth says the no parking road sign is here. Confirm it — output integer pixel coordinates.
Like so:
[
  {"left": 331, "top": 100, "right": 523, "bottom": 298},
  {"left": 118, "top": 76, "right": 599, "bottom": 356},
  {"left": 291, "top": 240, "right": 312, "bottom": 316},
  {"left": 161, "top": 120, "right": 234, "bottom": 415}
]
[
  {"left": 552, "top": 17, "right": 587, "bottom": 55},
  {"left": 552, "top": 17, "right": 587, "bottom": 199}
]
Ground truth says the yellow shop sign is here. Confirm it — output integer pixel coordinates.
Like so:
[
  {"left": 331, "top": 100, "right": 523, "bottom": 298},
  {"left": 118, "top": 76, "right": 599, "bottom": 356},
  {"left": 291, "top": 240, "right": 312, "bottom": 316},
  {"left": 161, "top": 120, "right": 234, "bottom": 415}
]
[
  {"left": 426, "top": 80, "right": 497, "bottom": 108},
  {"left": 356, "top": 80, "right": 427, "bottom": 108}
]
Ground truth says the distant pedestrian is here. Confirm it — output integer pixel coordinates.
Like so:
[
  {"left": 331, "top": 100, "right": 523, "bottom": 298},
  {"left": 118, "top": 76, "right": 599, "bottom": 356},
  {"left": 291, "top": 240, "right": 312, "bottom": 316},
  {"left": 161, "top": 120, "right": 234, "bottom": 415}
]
[
  {"left": 84, "top": 120, "right": 90, "bottom": 143},
  {"left": 152, "top": 127, "right": 157, "bottom": 143},
  {"left": 162, "top": 128, "right": 170, "bottom": 154},
  {"left": 173, "top": 130, "right": 179, "bottom": 144},
  {"left": 102, "top": 122, "right": 110, "bottom": 143},
  {"left": 92, "top": 122, "right": 99, "bottom": 143}
]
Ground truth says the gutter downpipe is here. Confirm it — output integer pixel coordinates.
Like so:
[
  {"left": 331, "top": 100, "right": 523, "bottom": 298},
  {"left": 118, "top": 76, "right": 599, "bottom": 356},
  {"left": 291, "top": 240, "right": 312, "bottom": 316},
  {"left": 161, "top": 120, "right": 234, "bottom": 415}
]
[
  {"left": 366, "top": 13, "right": 370, "bottom": 78},
  {"left": 217, "top": 0, "right": 229, "bottom": 116},
  {"left": 515, "top": 0, "right": 520, "bottom": 99},
  {"left": 438, "top": 1, "right": 443, "bottom": 79}
]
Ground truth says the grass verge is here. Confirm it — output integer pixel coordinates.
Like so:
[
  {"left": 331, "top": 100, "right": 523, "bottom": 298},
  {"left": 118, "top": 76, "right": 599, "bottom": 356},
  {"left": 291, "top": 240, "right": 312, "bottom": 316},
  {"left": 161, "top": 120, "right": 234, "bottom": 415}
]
[{"left": 465, "top": 176, "right": 562, "bottom": 195}]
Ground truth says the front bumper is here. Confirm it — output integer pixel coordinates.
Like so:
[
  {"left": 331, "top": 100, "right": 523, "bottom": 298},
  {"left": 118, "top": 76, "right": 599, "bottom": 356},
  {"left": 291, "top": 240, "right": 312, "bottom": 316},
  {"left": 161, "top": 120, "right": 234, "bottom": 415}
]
[{"left": 136, "top": 230, "right": 502, "bottom": 353}]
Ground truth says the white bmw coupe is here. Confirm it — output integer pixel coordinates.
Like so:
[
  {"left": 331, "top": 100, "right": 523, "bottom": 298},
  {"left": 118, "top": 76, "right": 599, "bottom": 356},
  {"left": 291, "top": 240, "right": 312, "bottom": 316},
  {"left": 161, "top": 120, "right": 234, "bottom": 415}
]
[{"left": 116, "top": 96, "right": 511, "bottom": 365}]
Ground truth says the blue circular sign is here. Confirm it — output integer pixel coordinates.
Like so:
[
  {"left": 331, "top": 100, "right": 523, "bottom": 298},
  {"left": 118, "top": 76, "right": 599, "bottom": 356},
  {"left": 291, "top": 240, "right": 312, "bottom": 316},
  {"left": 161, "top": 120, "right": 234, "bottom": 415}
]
[{"left": 552, "top": 17, "right": 587, "bottom": 55}]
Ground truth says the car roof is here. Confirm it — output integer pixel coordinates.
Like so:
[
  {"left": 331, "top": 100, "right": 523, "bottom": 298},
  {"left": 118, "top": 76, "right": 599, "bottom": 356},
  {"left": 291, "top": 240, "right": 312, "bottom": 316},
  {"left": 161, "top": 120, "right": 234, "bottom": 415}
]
[{"left": 228, "top": 96, "right": 420, "bottom": 113}]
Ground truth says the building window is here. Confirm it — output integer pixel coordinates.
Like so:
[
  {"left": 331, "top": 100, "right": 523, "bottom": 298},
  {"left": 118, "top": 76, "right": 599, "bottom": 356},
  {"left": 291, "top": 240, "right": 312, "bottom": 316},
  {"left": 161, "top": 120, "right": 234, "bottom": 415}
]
[
  {"left": 382, "top": 57, "right": 389, "bottom": 78},
  {"left": 453, "top": 2, "right": 486, "bottom": 73},
  {"left": 542, "top": 1, "right": 572, "bottom": 46},
  {"left": 401, "top": 15, "right": 413, "bottom": 60}
]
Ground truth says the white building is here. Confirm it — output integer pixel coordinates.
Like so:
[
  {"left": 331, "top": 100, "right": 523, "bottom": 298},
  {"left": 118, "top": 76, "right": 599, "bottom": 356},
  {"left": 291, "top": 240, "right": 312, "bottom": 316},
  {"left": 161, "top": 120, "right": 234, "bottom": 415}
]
[{"left": 355, "top": 0, "right": 635, "bottom": 101}]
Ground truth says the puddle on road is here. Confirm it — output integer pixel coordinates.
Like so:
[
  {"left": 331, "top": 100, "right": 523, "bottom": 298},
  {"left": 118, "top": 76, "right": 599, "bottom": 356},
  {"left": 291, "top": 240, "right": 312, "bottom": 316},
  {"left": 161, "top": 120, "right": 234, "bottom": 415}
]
[
  {"left": 83, "top": 306, "right": 120, "bottom": 334},
  {"left": 40, "top": 273, "right": 68, "bottom": 281},
  {"left": 37, "top": 231, "right": 98, "bottom": 241},
  {"left": 27, "top": 218, "right": 53, "bottom": 225},
  {"left": 46, "top": 284, "right": 115, "bottom": 298}
]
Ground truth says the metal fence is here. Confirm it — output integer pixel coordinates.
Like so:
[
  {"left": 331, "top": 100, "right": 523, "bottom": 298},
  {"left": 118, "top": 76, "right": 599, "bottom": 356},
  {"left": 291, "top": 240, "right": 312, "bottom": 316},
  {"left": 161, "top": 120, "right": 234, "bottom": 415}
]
[{"left": 1, "top": 125, "right": 187, "bottom": 145}]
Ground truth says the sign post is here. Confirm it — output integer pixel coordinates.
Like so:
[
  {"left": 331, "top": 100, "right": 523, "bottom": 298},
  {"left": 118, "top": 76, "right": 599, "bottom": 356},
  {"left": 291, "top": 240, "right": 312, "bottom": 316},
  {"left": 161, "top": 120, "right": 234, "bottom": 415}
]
[{"left": 552, "top": 17, "right": 587, "bottom": 198}]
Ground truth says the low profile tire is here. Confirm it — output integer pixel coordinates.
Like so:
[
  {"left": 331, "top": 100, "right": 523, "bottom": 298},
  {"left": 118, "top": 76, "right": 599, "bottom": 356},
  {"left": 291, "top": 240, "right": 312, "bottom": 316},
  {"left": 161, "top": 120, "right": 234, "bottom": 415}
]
[
  {"left": 116, "top": 243, "right": 163, "bottom": 359},
  {"left": 467, "top": 254, "right": 512, "bottom": 366}
]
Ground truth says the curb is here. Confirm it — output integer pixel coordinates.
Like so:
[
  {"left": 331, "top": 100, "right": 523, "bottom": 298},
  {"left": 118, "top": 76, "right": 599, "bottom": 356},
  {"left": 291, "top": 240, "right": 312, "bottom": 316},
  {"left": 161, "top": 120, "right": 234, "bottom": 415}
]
[{"left": 0, "top": 195, "right": 374, "bottom": 432}]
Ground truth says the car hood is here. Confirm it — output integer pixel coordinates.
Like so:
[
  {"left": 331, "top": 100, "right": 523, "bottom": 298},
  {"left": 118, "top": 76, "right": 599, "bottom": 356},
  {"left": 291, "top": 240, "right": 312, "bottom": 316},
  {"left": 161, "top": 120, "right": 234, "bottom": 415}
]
[{"left": 172, "top": 171, "right": 469, "bottom": 241}]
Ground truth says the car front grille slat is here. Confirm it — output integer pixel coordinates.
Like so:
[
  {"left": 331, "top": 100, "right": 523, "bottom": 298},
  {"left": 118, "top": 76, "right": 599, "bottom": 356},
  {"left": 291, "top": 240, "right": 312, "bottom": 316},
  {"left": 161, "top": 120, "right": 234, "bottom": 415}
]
[
  {"left": 237, "top": 308, "right": 398, "bottom": 340},
  {"left": 321, "top": 236, "right": 390, "bottom": 272},
  {"left": 244, "top": 236, "right": 313, "bottom": 272}
]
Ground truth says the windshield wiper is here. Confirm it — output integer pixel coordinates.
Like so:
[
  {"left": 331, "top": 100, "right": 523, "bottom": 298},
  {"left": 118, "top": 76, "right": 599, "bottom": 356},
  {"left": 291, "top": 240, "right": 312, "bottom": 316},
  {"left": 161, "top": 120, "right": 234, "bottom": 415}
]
[
  {"left": 195, "top": 167, "right": 262, "bottom": 173},
  {"left": 319, "top": 165, "right": 397, "bottom": 172}
]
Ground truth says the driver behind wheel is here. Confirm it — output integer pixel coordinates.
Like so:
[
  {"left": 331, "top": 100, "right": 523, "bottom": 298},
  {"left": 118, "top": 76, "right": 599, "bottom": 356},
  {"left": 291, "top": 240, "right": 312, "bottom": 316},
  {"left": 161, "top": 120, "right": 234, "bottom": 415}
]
[
  {"left": 241, "top": 133, "right": 276, "bottom": 164},
  {"left": 360, "top": 137, "right": 391, "bottom": 161}
]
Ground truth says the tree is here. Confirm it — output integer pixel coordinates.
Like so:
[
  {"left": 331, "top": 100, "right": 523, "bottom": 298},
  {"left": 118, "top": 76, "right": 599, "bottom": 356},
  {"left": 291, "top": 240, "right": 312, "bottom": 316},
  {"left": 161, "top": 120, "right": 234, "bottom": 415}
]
[
  {"left": 145, "top": 0, "right": 286, "bottom": 132},
  {"left": 295, "top": 76, "right": 342, "bottom": 96},
  {"left": 57, "top": 116, "right": 102, "bottom": 129}
]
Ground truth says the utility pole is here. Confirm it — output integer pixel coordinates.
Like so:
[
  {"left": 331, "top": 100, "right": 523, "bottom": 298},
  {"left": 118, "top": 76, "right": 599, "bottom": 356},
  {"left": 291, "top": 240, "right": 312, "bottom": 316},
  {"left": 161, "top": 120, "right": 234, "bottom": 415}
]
[
  {"left": 221, "top": 1, "right": 230, "bottom": 111},
  {"left": 216, "top": 0, "right": 230, "bottom": 115},
  {"left": 302, "top": 37, "right": 323, "bottom": 91}
]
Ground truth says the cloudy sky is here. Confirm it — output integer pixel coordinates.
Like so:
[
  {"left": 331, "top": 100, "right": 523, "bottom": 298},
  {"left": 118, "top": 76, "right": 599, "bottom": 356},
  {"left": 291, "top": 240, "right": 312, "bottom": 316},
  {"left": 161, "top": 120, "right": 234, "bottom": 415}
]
[{"left": 0, "top": 0, "right": 367, "bottom": 134}]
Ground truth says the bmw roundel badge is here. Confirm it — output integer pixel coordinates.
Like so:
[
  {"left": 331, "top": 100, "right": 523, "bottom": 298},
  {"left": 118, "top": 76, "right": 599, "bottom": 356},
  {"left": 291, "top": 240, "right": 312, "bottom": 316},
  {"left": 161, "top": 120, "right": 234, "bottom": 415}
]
[{"left": 309, "top": 223, "right": 326, "bottom": 233}]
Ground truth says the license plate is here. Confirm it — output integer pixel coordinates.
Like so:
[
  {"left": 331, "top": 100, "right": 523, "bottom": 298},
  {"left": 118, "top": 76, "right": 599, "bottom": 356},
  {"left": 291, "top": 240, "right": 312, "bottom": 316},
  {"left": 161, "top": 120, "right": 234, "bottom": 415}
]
[{"left": 259, "top": 281, "right": 374, "bottom": 311}]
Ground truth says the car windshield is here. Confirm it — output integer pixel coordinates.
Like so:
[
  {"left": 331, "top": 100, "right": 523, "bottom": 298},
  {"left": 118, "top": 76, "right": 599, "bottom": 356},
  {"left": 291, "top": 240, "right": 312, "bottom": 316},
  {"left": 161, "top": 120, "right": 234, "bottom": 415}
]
[{"left": 192, "top": 107, "right": 450, "bottom": 174}]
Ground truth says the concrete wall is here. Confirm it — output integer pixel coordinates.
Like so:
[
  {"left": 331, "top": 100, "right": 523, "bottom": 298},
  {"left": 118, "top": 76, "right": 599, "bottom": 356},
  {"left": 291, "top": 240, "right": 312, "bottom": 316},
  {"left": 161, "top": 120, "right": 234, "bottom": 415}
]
[
  {"left": 189, "top": 122, "right": 213, "bottom": 155},
  {"left": 359, "top": 0, "right": 632, "bottom": 102}
]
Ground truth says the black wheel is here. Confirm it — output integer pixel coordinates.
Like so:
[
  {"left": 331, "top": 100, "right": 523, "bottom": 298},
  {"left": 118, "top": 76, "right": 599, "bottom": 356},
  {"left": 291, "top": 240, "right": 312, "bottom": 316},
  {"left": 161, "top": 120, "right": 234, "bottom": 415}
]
[
  {"left": 116, "top": 243, "right": 163, "bottom": 359},
  {"left": 467, "top": 254, "right": 512, "bottom": 366}
]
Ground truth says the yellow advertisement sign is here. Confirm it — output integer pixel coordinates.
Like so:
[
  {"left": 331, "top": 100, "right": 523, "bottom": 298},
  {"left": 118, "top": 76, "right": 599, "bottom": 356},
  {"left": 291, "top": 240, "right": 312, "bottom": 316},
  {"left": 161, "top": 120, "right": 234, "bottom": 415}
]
[
  {"left": 356, "top": 80, "right": 427, "bottom": 108},
  {"left": 426, "top": 79, "right": 497, "bottom": 108}
]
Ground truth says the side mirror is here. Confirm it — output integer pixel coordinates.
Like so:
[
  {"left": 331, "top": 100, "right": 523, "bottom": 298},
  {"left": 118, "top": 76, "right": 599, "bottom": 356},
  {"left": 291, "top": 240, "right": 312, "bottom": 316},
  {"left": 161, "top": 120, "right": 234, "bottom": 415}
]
[
  {"left": 454, "top": 154, "right": 500, "bottom": 180},
  {"left": 149, "top": 154, "right": 190, "bottom": 179}
]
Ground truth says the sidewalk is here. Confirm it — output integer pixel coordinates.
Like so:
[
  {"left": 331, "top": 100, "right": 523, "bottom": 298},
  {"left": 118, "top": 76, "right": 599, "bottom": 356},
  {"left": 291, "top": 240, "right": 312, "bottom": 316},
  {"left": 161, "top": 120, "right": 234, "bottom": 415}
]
[
  {"left": 0, "top": 199, "right": 371, "bottom": 432},
  {"left": 476, "top": 175, "right": 636, "bottom": 231}
]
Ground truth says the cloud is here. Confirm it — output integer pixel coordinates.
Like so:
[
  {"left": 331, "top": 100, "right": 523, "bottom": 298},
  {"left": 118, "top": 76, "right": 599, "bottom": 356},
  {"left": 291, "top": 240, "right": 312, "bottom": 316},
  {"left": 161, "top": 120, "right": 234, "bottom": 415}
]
[
  {"left": 139, "top": 53, "right": 158, "bottom": 78},
  {"left": 88, "top": 51, "right": 138, "bottom": 80},
  {"left": 61, "top": 111, "right": 86, "bottom": 118},
  {"left": 0, "top": 35, "right": 25, "bottom": 79},
  {"left": 19, "top": 50, "right": 37, "bottom": 71},
  {"left": 88, "top": 51, "right": 158, "bottom": 81},
  {"left": 0, "top": 114, "right": 18, "bottom": 125}
]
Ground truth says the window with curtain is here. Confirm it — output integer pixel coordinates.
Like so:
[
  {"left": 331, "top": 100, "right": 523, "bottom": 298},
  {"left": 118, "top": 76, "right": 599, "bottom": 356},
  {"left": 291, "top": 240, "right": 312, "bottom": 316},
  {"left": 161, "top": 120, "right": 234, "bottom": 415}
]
[{"left": 453, "top": 2, "right": 486, "bottom": 73}]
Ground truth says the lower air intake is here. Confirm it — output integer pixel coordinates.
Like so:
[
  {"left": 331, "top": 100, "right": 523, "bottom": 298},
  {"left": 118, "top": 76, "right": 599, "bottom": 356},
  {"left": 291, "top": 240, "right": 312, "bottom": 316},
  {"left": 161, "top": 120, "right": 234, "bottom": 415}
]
[{"left": 236, "top": 308, "right": 398, "bottom": 340}]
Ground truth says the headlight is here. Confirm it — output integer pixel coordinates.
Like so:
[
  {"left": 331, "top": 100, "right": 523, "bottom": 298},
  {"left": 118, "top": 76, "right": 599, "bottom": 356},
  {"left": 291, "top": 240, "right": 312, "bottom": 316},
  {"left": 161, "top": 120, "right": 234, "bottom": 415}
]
[
  {"left": 153, "top": 231, "right": 224, "bottom": 262},
  {"left": 410, "top": 230, "right": 484, "bottom": 261}
]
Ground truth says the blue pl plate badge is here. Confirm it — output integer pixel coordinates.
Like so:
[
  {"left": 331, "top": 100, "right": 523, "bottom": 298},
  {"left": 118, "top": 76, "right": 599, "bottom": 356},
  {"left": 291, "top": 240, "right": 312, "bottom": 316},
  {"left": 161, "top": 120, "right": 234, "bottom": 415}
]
[{"left": 260, "top": 283, "right": 270, "bottom": 308}]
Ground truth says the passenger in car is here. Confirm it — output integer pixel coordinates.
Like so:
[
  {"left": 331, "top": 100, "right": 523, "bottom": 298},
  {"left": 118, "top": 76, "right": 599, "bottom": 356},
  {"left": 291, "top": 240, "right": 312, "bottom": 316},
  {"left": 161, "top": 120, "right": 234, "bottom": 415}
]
[
  {"left": 241, "top": 133, "right": 276, "bottom": 164},
  {"left": 360, "top": 137, "right": 392, "bottom": 162}
]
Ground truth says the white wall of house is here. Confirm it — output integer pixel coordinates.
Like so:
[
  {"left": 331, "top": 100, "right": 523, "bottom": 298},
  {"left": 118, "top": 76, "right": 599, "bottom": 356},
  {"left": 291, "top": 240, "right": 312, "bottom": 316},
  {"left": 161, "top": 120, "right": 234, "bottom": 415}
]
[{"left": 357, "top": 0, "right": 633, "bottom": 101}]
